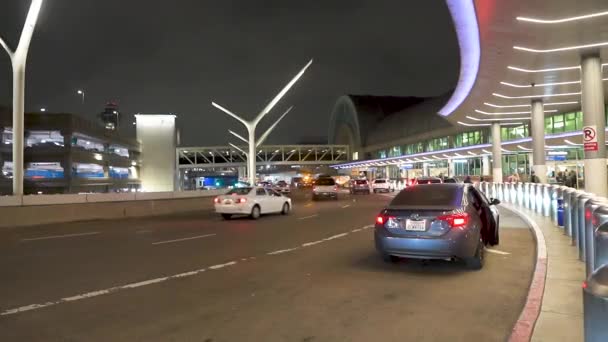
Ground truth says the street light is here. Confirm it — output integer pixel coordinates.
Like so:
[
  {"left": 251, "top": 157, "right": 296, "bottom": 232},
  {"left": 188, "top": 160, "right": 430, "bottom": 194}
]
[
  {"left": 40, "top": 108, "right": 46, "bottom": 112},
  {"left": 0, "top": 0, "right": 44, "bottom": 195},
  {"left": 77, "top": 89, "right": 85, "bottom": 104},
  {"left": 212, "top": 59, "right": 313, "bottom": 186}
]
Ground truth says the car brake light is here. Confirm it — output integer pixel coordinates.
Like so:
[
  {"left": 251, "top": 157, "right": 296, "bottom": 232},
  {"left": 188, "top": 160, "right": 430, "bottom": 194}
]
[
  {"left": 334, "top": 186, "right": 338, "bottom": 191},
  {"left": 376, "top": 216, "right": 385, "bottom": 224},
  {"left": 585, "top": 208, "right": 592, "bottom": 220},
  {"left": 237, "top": 197, "right": 247, "bottom": 204},
  {"left": 214, "top": 197, "right": 220, "bottom": 204},
  {"left": 438, "top": 212, "right": 469, "bottom": 229},
  {"left": 313, "top": 186, "right": 317, "bottom": 191}
]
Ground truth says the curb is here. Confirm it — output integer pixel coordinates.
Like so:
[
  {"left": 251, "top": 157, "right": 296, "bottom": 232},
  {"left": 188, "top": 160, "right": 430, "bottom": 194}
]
[{"left": 500, "top": 203, "right": 548, "bottom": 342}]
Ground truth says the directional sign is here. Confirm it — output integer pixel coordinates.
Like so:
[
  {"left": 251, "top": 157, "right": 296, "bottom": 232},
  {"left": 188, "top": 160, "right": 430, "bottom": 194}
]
[{"left": 583, "top": 125, "right": 598, "bottom": 151}]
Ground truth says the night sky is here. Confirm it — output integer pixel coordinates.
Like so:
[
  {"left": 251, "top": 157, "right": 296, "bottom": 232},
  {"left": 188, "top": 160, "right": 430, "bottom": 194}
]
[{"left": 0, "top": 0, "right": 459, "bottom": 146}]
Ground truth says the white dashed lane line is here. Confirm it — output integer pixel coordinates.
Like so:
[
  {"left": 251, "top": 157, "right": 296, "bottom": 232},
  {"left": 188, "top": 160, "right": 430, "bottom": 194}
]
[
  {"left": 20, "top": 231, "right": 100, "bottom": 242},
  {"left": 151, "top": 234, "right": 216, "bottom": 245},
  {"left": 298, "top": 214, "right": 319, "bottom": 220},
  {"left": 485, "top": 248, "right": 511, "bottom": 255},
  {"left": 341, "top": 204, "right": 351, "bottom": 208}
]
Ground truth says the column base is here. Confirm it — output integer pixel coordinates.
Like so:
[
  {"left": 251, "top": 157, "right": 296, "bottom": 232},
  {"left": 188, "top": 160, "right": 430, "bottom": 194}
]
[
  {"left": 492, "top": 168, "right": 503, "bottom": 183},
  {"left": 584, "top": 158, "right": 608, "bottom": 197},
  {"left": 533, "top": 164, "right": 548, "bottom": 183}
]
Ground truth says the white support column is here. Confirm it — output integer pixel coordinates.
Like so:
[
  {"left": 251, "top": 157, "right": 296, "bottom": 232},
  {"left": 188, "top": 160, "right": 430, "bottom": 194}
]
[
  {"left": 491, "top": 123, "right": 503, "bottom": 182},
  {"left": 423, "top": 163, "right": 430, "bottom": 177},
  {"left": 531, "top": 99, "right": 547, "bottom": 183},
  {"left": 581, "top": 54, "right": 607, "bottom": 197},
  {"left": 247, "top": 127, "right": 256, "bottom": 186},
  {"left": 449, "top": 159, "right": 456, "bottom": 177},
  {"left": 482, "top": 155, "right": 490, "bottom": 177}
]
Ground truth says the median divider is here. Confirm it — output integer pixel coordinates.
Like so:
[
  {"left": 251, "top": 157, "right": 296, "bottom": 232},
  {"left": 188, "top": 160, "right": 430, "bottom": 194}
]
[{"left": 0, "top": 189, "right": 227, "bottom": 228}]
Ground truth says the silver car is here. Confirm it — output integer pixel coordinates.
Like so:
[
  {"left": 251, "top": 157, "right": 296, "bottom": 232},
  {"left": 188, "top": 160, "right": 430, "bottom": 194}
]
[{"left": 374, "top": 183, "right": 500, "bottom": 270}]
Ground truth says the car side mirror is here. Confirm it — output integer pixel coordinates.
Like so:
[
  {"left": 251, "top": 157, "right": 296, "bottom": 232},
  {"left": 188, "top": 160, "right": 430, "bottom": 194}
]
[{"left": 490, "top": 198, "right": 501, "bottom": 206}]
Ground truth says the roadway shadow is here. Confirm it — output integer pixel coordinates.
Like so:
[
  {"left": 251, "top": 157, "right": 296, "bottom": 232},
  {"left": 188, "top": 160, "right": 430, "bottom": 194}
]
[{"left": 352, "top": 251, "right": 469, "bottom": 276}]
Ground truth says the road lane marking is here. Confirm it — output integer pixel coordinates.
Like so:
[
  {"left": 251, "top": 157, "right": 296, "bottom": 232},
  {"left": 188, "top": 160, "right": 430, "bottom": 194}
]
[
  {"left": 341, "top": 204, "right": 351, "bottom": 208},
  {"left": 21, "top": 231, "right": 100, "bottom": 242},
  {"left": 152, "top": 234, "right": 216, "bottom": 245},
  {"left": 351, "top": 228, "right": 363, "bottom": 233},
  {"left": 298, "top": 214, "right": 318, "bottom": 220},
  {"left": 302, "top": 240, "right": 324, "bottom": 247},
  {"left": 323, "top": 232, "right": 349, "bottom": 241},
  {"left": 304, "top": 203, "right": 313, "bottom": 207},
  {"left": 485, "top": 248, "right": 511, "bottom": 255},
  {"left": 0, "top": 259, "right": 239, "bottom": 316},
  {"left": 267, "top": 247, "right": 300, "bottom": 255}
]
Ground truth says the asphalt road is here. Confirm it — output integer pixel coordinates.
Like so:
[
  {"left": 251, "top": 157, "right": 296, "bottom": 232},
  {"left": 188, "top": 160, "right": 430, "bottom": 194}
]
[{"left": 0, "top": 189, "right": 535, "bottom": 341}]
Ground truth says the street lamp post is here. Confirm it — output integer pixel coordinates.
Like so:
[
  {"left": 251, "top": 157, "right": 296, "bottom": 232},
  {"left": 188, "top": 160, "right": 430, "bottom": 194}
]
[
  {"left": 0, "top": 0, "right": 44, "bottom": 195},
  {"left": 212, "top": 59, "right": 312, "bottom": 186},
  {"left": 77, "top": 90, "right": 85, "bottom": 104}
]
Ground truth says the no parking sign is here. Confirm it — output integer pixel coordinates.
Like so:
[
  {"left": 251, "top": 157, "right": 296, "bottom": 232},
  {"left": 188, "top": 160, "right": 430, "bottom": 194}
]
[{"left": 583, "top": 125, "right": 598, "bottom": 151}]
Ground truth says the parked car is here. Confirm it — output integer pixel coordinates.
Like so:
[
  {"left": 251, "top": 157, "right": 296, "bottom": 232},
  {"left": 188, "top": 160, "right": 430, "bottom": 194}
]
[
  {"left": 411, "top": 177, "right": 442, "bottom": 185},
  {"left": 374, "top": 183, "right": 500, "bottom": 269},
  {"left": 274, "top": 180, "right": 291, "bottom": 193},
  {"left": 350, "top": 179, "right": 371, "bottom": 194},
  {"left": 214, "top": 187, "right": 291, "bottom": 220},
  {"left": 257, "top": 181, "right": 273, "bottom": 188},
  {"left": 372, "top": 179, "right": 395, "bottom": 193},
  {"left": 312, "top": 177, "right": 338, "bottom": 200}
]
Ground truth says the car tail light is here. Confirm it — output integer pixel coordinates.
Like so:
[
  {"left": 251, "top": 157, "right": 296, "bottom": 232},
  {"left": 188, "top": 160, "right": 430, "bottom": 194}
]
[
  {"left": 214, "top": 197, "right": 220, "bottom": 204},
  {"left": 237, "top": 197, "right": 247, "bottom": 204},
  {"left": 313, "top": 186, "right": 317, "bottom": 191},
  {"left": 376, "top": 215, "right": 385, "bottom": 225},
  {"left": 437, "top": 212, "right": 469, "bottom": 229},
  {"left": 334, "top": 186, "right": 338, "bottom": 191}
]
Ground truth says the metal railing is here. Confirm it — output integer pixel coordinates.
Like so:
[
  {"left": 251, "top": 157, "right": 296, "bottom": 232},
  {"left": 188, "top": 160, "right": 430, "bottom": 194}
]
[{"left": 479, "top": 181, "right": 608, "bottom": 341}]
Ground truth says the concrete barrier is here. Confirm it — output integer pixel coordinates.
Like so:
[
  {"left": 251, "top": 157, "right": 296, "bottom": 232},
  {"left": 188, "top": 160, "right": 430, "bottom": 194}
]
[{"left": 0, "top": 189, "right": 227, "bottom": 228}]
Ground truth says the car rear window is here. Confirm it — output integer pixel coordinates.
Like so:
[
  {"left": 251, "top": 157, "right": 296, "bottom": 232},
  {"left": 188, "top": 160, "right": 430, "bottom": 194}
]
[
  {"left": 355, "top": 180, "right": 368, "bottom": 184},
  {"left": 227, "top": 187, "right": 252, "bottom": 195},
  {"left": 391, "top": 185, "right": 462, "bottom": 207},
  {"left": 315, "top": 178, "right": 335, "bottom": 186},
  {"left": 443, "top": 178, "right": 457, "bottom": 183},
  {"left": 418, "top": 178, "right": 441, "bottom": 184},
  {"left": 374, "top": 180, "right": 386, "bottom": 184}
]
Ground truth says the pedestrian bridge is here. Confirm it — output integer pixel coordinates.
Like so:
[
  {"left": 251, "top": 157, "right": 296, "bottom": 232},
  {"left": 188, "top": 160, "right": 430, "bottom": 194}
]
[{"left": 177, "top": 145, "right": 349, "bottom": 169}]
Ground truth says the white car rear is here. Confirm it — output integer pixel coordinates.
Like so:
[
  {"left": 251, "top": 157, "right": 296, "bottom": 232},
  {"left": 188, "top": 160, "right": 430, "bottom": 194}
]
[
  {"left": 312, "top": 177, "right": 338, "bottom": 200},
  {"left": 214, "top": 187, "right": 292, "bottom": 220},
  {"left": 372, "top": 179, "right": 394, "bottom": 193}
]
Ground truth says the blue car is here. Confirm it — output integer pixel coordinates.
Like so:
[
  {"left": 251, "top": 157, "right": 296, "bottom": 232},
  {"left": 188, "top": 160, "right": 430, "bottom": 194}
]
[{"left": 374, "top": 183, "right": 500, "bottom": 270}]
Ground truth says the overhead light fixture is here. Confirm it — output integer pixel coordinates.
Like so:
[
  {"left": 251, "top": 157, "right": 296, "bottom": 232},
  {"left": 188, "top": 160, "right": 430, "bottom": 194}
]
[
  {"left": 548, "top": 151, "right": 568, "bottom": 156},
  {"left": 507, "top": 65, "right": 580, "bottom": 73},
  {"left": 500, "top": 80, "right": 582, "bottom": 88},
  {"left": 501, "top": 148, "right": 512, "bottom": 153},
  {"left": 565, "top": 139, "right": 582, "bottom": 146},
  {"left": 514, "top": 41, "right": 608, "bottom": 53},
  {"left": 466, "top": 115, "right": 530, "bottom": 121},
  {"left": 458, "top": 121, "right": 491, "bottom": 127},
  {"left": 482, "top": 149, "right": 492, "bottom": 154},
  {"left": 467, "top": 151, "right": 476, "bottom": 156},
  {"left": 493, "top": 92, "right": 580, "bottom": 99},
  {"left": 475, "top": 109, "right": 557, "bottom": 115},
  {"left": 432, "top": 156, "right": 442, "bottom": 160},
  {"left": 517, "top": 145, "right": 532, "bottom": 151},
  {"left": 517, "top": 11, "right": 608, "bottom": 24},
  {"left": 484, "top": 101, "right": 579, "bottom": 108}
]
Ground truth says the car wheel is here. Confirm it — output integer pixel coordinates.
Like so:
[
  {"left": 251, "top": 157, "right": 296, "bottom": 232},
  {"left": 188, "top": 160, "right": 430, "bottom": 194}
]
[
  {"left": 465, "top": 239, "right": 484, "bottom": 270},
  {"left": 221, "top": 214, "right": 232, "bottom": 220},
  {"left": 367, "top": 190, "right": 371, "bottom": 195},
  {"left": 250, "top": 205, "right": 261, "bottom": 220},
  {"left": 492, "top": 218, "right": 500, "bottom": 246},
  {"left": 281, "top": 202, "right": 290, "bottom": 215},
  {"left": 381, "top": 253, "right": 399, "bottom": 263},
  {"left": 373, "top": 189, "right": 377, "bottom": 193},
  {"left": 312, "top": 195, "right": 317, "bottom": 201}
]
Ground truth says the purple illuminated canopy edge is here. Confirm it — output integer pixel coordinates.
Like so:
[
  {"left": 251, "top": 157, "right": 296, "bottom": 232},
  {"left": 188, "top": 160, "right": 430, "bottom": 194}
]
[{"left": 438, "top": 0, "right": 481, "bottom": 117}]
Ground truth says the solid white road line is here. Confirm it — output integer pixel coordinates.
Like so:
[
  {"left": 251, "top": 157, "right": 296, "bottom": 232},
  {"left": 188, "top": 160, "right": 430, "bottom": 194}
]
[
  {"left": 485, "top": 248, "right": 511, "bottom": 255},
  {"left": 21, "top": 231, "right": 100, "bottom": 242},
  {"left": 0, "top": 259, "right": 239, "bottom": 316},
  {"left": 298, "top": 214, "right": 318, "bottom": 220},
  {"left": 341, "top": 204, "right": 351, "bottom": 208},
  {"left": 152, "top": 234, "right": 216, "bottom": 245},
  {"left": 267, "top": 247, "right": 300, "bottom": 255}
]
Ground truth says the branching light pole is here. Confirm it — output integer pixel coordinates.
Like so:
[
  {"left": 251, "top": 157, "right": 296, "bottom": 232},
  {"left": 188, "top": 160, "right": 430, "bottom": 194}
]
[
  {"left": 0, "top": 0, "right": 44, "bottom": 195},
  {"left": 212, "top": 59, "right": 312, "bottom": 186}
]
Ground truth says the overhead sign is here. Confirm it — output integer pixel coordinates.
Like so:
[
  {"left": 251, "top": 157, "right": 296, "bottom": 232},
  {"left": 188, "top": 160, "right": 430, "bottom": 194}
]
[{"left": 583, "top": 125, "right": 598, "bottom": 151}]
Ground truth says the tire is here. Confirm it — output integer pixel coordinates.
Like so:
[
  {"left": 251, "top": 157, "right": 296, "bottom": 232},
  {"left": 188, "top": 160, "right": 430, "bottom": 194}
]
[
  {"left": 492, "top": 218, "right": 500, "bottom": 246},
  {"left": 373, "top": 189, "right": 377, "bottom": 194},
  {"left": 366, "top": 190, "right": 371, "bottom": 195},
  {"left": 250, "top": 205, "right": 261, "bottom": 220},
  {"left": 312, "top": 195, "right": 317, "bottom": 201},
  {"left": 221, "top": 214, "right": 232, "bottom": 220},
  {"left": 381, "top": 253, "right": 399, "bottom": 263},
  {"left": 281, "top": 202, "right": 290, "bottom": 215},
  {"left": 465, "top": 239, "right": 484, "bottom": 270}
]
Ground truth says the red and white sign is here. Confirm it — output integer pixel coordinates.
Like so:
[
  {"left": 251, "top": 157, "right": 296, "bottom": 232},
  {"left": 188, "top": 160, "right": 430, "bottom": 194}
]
[{"left": 583, "top": 125, "right": 598, "bottom": 151}]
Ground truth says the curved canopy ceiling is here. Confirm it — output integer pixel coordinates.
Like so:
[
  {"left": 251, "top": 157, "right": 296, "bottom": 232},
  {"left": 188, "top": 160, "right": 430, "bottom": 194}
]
[{"left": 442, "top": 0, "right": 608, "bottom": 127}]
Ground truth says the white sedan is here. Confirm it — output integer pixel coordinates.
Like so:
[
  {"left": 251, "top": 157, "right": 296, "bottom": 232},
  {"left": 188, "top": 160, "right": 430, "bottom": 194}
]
[{"left": 214, "top": 187, "right": 292, "bottom": 220}]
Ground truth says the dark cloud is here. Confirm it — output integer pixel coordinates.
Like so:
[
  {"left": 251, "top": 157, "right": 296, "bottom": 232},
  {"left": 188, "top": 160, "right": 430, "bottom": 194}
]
[{"left": 0, "top": 0, "right": 459, "bottom": 146}]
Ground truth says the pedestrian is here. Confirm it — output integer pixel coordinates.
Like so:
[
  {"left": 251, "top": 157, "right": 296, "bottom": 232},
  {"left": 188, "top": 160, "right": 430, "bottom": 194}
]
[
  {"left": 530, "top": 171, "right": 540, "bottom": 183},
  {"left": 463, "top": 175, "right": 472, "bottom": 183}
]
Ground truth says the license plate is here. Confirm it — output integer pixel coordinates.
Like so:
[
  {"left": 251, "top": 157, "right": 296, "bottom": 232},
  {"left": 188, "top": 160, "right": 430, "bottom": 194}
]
[
  {"left": 223, "top": 199, "right": 233, "bottom": 204},
  {"left": 405, "top": 220, "right": 426, "bottom": 231}
]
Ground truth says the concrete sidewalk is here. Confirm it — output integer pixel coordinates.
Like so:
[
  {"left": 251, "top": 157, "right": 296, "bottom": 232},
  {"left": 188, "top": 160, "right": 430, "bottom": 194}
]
[{"left": 506, "top": 205, "right": 584, "bottom": 342}]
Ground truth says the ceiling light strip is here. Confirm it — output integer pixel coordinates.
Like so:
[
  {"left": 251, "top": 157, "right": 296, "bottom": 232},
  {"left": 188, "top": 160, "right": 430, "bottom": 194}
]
[
  {"left": 493, "top": 92, "right": 581, "bottom": 99},
  {"left": 517, "top": 11, "right": 608, "bottom": 24},
  {"left": 484, "top": 101, "right": 578, "bottom": 108},
  {"left": 514, "top": 42, "right": 608, "bottom": 53},
  {"left": 466, "top": 115, "right": 530, "bottom": 122},
  {"left": 500, "top": 80, "right": 581, "bottom": 88},
  {"left": 475, "top": 109, "right": 557, "bottom": 115}
]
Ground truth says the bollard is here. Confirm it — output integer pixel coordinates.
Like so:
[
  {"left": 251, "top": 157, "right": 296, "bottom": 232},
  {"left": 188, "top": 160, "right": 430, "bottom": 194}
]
[
  {"left": 549, "top": 185, "right": 558, "bottom": 222},
  {"left": 586, "top": 201, "right": 608, "bottom": 276},
  {"left": 491, "top": 183, "right": 497, "bottom": 200},
  {"left": 578, "top": 193, "right": 595, "bottom": 262},
  {"left": 536, "top": 184, "right": 544, "bottom": 215},
  {"left": 564, "top": 188, "right": 577, "bottom": 237},
  {"left": 517, "top": 182, "right": 524, "bottom": 207},
  {"left": 530, "top": 183, "right": 537, "bottom": 212},
  {"left": 583, "top": 264, "right": 608, "bottom": 342},
  {"left": 595, "top": 220, "right": 608, "bottom": 272},
  {"left": 557, "top": 198, "right": 565, "bottom": 228},
  {"left": 524, "top": 183, "right": 531, "bottom": 209},
  {"left": 542, "top": 185, "right": 551, "bottom": 217},
  {"left": 572, "top": 191, "right": 586, "bottom": 248}
]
